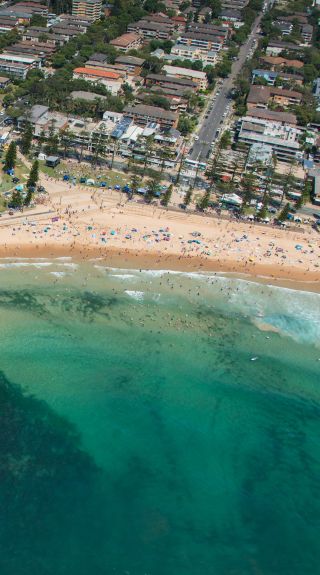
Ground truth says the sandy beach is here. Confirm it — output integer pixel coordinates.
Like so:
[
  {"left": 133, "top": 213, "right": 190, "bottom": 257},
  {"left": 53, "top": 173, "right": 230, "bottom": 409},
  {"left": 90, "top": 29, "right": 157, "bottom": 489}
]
[{"left": 0, "top": 175, "right": 319, "bottom": 288}]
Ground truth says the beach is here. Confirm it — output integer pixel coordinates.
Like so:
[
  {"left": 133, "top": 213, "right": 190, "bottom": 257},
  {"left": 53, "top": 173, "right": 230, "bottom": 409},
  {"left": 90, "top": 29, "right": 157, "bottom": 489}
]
[{"left": 0, "top": 175, "right": 319, "bottom": 286}]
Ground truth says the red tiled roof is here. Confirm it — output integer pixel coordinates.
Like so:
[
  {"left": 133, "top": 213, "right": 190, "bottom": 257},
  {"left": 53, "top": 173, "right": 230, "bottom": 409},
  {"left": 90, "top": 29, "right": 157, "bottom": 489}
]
[{"left": 74, "top": 67, "right": 120, "bottom": 79}]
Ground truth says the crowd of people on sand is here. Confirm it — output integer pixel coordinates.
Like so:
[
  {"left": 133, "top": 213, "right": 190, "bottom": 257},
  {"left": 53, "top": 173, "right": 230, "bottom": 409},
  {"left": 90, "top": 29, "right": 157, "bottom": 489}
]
[{"left": 0, "top": 172, "right": 319, "bottom": 281}]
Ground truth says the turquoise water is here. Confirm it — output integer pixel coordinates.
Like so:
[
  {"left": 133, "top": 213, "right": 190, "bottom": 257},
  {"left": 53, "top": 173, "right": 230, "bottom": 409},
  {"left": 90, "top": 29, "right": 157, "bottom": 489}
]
[{"left": 0, "top": 259, "right": 319, "bottom": 575}]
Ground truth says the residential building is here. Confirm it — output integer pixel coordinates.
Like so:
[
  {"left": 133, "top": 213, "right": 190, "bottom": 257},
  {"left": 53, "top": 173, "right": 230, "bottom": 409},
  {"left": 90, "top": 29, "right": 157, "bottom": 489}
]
[
  {"left": 123, "top": 104, "right": 178, "bottom": 128},
  {"left": 0, "top": 60, "right": 30, "bottom": 78},
  {"left": 170, "top": 43, "right": 218, "bottom": 65},
  {"left": 301, "top": 23, "right": 313, "bottom": 44},
  {"left": 110, "top": 32, "right": 143, "bottom": 52},
  {"left": 178, "top": 30, "right": 224, "bottom": 52},
  {"left": 22, "top": 27, "right": 68, "bottom": 46},
  {"left": 0, "top": 52, "right": 41, "bottom": 69},
  {"left": 247, "top": 108, "right": 297, "bottom": 126},
  {"left": 127, "top": 19, "right": 173, "bottom": 40},
  {"left": 259, "top": 55, "right": 304, "bottom": 70},
  {"left": 246, "top": 85, "right": 302, "bottom": 109},
  {"left": 145, "top": 73, "right": 197, "bottom": 92},
  {"left": 187, "top": 22, "right": 229, "bottom": 41},
  {"left": 220, "top": 9, "right": 243, "bottom": 26},
  {"left": 274, "top": 19, "right": 293, "bottom": 35},
  {"left": 163, "top": 65, "right": 208, "bottom": 90},
  {"left": 0, "top": 75, "right": 10, "bottom": 88},
  {"left": 266, "top": 40, "right": 303, "bottom": 56},
  {"left": 115, "top": 55, "right": 144, "bottom": 75},
  {"left": 238, "top": 113, "right": 303, "bottom": 161},
  {"left": 313, "top": 77, "right": 320, "bottom": 101},
  {"left": 0, "top": 15, "right": 19, "bottom": 33},
  {"left": 73, "top": 67, "right": 123, "bottom": 94},
  {"left": 198, "top": 6, "right": 212, "bottom": 22},
  {"left": 252, "top": 69, "right": 304, "bottom": 86},
  {"left": 72, "top": 0, "right": 102, "bottom": 21}
]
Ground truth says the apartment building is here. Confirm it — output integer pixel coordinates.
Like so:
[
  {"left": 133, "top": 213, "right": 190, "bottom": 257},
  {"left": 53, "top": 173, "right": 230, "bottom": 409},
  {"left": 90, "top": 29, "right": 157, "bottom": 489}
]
[
  {"left": 266, "top": 40, "right": 303, "bottom": 56},
  {"left": 0, "top": 15, "right": 19, "bottom": 33},
  {"left": 110, "top": 32, "right": 143, "bottom": 52},
  {"left": 72, "top": 0, "right": 102, "bottom": 22},
  {"left": 187, "top": 22, "right": 229, "bottom": 42},
  {"left": 114, "top": 55, "right": 144, "bottom": 75},
  {"left": 163, "top": 64, "right": 208, "bottom": 90},
  {"left": 238, "top": 113, "right": 303, "bottom": 161},
  {"left": 178, "top": 31, "right": 224, "bottom": 52},
  {"left": 259, "top": 55, "right": 304, "bottom": 70},
  {"left": 0, "top": 61, "right": 29, "bottom": 78},
  {"left": 22, "top": 27, "right": 68, "bottom": 46},
  {"left": 252, "top": 69, "right": 304, "bottom": 86},
  {"left": 127, "top": 19, "right": 173, "bottom": 40},
  {"left": 171, "top": 43, "right": 218, "bottom": 64},
  {"left": 247, "top": 85, "right": 302, "bottom": 109},
  {"left": 123, "top": 104, "right": 178, "bottom": 129},
  {"left": 145, "top": 73, "right": 198, "bottom": 92}
]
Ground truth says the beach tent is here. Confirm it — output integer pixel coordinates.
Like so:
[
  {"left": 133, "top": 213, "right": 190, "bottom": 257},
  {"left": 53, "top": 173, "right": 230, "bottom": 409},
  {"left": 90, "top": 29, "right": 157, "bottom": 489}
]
[
  {"left": 15, "top": 184, "right": 24, "bottom": 191},
  {"left": 87, "top": 179, "right": 95, "bottom": 185}
]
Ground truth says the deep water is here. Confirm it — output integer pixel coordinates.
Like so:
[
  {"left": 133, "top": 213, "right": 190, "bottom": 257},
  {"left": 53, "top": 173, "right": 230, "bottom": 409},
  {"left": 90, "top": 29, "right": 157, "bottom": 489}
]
[{"left": 0, "top": 260, "right": 319, "bottom": 575}]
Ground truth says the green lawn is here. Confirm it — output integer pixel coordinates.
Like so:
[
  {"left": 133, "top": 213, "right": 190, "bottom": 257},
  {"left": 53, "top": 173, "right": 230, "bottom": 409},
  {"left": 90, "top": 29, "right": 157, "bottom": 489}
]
[
  {"left": 0, "top": 157, "right": 29, "bottom": 212},
  {"left": 38, "top": 160, "right": 129, "bottom": 189}
]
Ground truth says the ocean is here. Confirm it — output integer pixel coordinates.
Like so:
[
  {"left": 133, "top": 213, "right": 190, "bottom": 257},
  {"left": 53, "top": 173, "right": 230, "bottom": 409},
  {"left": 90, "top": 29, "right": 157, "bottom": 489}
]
[{"left": 0, "top": 259, "right": 319, "bottom": 575}]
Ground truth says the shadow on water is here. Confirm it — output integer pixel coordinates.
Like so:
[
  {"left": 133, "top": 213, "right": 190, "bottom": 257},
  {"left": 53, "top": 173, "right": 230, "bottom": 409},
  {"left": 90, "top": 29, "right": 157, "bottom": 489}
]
[{"left": 0, "top": 371, "right": 109, "bottom": 575}]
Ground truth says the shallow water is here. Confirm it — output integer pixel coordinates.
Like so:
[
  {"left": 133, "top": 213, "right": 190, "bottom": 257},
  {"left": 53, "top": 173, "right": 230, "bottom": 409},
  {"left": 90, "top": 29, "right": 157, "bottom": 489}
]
[{"left": 0, "top": 260, "right": 319, "bottom": 575}]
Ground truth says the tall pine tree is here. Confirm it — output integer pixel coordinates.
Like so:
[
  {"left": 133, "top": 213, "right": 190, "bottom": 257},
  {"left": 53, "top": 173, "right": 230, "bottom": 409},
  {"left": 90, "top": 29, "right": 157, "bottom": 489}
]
[
  {"left": 20, "top": 123, "right": 33, "bottom": 155},
  {"left": 4, "top": 142, "right": 17, "bottom": 171},
  {"left": 27, "top": 160, "right": 39, "bottom": 189}
]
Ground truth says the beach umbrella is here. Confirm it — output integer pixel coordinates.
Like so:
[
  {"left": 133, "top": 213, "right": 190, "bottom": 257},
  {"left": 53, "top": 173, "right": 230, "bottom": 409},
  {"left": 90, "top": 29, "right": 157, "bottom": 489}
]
[
  {"left": 110, "top": 230, "right": 116, "bottom": 235},
  {"left": 114, "top": 185, "right": 121, "bottom": 190},
  {"left": 295, "top": 244, "right": 303, "bottom": 250}
]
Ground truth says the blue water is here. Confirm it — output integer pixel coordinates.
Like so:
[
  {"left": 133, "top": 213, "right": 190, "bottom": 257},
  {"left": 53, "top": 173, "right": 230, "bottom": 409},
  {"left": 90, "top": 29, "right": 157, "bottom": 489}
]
[{"left": 0, "top": 260, "right": 319, "bottom": 575}]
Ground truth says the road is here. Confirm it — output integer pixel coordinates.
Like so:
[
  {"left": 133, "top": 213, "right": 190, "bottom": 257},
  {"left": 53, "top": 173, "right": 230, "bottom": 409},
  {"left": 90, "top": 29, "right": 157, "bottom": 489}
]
[{"left": 189, "top": 9, "right": 267, "bottom": 162}]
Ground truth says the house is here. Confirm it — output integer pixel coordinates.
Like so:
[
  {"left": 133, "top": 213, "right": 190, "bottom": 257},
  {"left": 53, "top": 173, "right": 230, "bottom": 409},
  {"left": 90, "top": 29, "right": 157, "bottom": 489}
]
[
  {"left": 246, "top": 85, "right": 302, "bottom": 109},
  {"left": 110, "top": 32, "right": 143, "bottom": 52},
  {"left": 198, "top": 6, "right": 212, "bottom": 22},
  {"left": 163, "top": 65, "right": 208, "bottom": 90},
  {"left": 73, "top": 67, "right": 123, "bottom": 94},
  {"left": 123, "top": 104, "right": 178, "bottom": 129},
  {"left": 274, "top": 19, "right": 293, "bottom": 36},
  {"left": 220, "top": 9, "right": 243, "bottom": 26},
  {"left": 301, "top": 23, "right": 313, "bottom": 45},
  {"left": 0, "top": 59, "right": 32, "bottom": 79},
  {"left": 0, "top": 76, "right": 10, "bottom": 88}
]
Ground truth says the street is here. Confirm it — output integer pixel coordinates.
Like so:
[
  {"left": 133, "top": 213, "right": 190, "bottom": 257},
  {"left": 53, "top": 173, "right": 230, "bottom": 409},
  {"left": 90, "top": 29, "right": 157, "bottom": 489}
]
[{"left": 189, "top": 9, "right": 267, "bottom": 162}]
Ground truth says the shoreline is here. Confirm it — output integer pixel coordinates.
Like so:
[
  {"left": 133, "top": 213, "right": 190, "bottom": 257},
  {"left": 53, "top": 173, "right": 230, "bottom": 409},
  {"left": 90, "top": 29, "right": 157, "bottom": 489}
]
[
  {"left": 0, "top": 175, "right": 319, "bottom": 292},
  {"left": 1, "top": 243, "right": 319, "bottom": 293}
]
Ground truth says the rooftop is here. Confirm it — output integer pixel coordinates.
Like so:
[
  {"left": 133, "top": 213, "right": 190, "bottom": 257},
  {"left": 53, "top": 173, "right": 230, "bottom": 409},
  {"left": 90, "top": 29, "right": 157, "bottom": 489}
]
[
  {"left": 73, "top": 67, "right": 121, "bottom": 79},
  {"left": 124, "top": 104, "right": 177, "bottom": 121},
  {"left": 247, "top": 107, "right": 297, "bottom": 125},
  {"left": 110, "top": 32, "right": 142, "bottom": 47}
]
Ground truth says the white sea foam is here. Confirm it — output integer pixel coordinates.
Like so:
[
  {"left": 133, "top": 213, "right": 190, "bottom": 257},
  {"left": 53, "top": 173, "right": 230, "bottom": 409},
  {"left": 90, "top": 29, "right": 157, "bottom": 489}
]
[
  {"left": 50, "top": 271, "right": 67, "bottom": 278},
  {"left": 110, "top": 274, "right": 135, "bottom": 280},
  {"left": 124, "top": 290, "right": 145, "bottom": 301},
  {"left": 0, "top": 261, "right": 52, "bottom": 268}
]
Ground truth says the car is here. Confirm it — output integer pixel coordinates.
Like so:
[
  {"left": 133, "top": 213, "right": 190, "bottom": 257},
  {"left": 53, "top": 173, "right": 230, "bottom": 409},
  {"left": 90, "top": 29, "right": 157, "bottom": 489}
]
[{"left": 194, "top": 135, "right": 199, "bottom": 141}]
